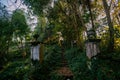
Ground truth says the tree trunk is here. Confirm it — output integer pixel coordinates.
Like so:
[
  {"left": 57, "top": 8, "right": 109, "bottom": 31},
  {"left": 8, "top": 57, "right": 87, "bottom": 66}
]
[
  {"left": 102, "top": 0, "right": 114, "bottom": 52},
  {"left": 87, "top": 0, "right": 95, "bottom": 29}
]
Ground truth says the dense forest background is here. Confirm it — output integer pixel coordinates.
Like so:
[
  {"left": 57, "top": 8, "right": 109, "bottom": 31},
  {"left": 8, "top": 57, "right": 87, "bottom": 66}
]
[{"left": 0, "top": 0, "right": 120, "bottom": 80}]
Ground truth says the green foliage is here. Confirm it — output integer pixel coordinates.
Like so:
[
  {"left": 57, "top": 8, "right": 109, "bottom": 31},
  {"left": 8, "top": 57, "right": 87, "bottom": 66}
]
[
  {"left": 11, "top": 9, "right": 31, "bottom": 53},
  {"left": 28, "top": 61, "right": 51, "bottom": 80},
  {"left": 65, "top": 48, "right": 89, "bottom": 80},
  {"left": 0, "top": 19, "right": 13, "bottom": 67},
  {"left": 0, "top": 44, "right": 120, "bottom": 80},
  {"left": 50, "top": 73, "right": 65, "bottom": 80},
  {"left": 23, "top": 44, "right": 62, "bottom": 80},
  {"left": 65, "top": 47, "right": 120, "bottom": 80},
  {"left": 34, "top": 23, "right": 55, "bottom": 42},
  {"left": 0, "top": 60, "right": 31, "bottom": 80},
  {"left": 44, "top": 44, "right": 62, "bottom": 67},
  {"left": 23, "top": 0, "right": 51, "bottom": 15},
  {"left": 0, "top": 0, "right": 120, "bottom": 80},
  {"left": 82, "top": 11, "right": 90, "bottom": 23},
  {"left": 11, "top": 9, "right": 29, "bottom": 37}
]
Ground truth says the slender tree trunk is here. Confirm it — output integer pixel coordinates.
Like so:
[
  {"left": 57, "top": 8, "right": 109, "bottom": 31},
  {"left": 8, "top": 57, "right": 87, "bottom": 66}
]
[
  {"left": 102, "top": 0, "right": 114, "bottom": 52},
  {"left": 87, "top": 0, "right": 95, "bottom": 29}
]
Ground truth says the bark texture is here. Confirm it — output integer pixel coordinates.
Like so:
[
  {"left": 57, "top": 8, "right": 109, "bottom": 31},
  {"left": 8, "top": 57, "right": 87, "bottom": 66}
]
[{"left": 102, "top": 0, "right": 114, "bottom": 52}]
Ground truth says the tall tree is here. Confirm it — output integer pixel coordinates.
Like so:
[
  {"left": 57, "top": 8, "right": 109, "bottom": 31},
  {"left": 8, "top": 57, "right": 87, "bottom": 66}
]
[
  {"left": 11, "top": 9, "right": 30, "bottom": 51},
  {"left": 102, "top": 0, "right": 114, "bottom": 52},
  {"left": 47, "top": 0, "right": 86, "bottom": 48},
  {"left": 0, "top": 2, "right": 13, "bottom": 69}
]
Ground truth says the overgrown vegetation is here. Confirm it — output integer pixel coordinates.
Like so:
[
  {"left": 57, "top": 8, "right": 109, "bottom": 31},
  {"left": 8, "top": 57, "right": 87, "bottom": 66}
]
[{"left": 0, "top": 0, "right": 120, "bottom": 80}]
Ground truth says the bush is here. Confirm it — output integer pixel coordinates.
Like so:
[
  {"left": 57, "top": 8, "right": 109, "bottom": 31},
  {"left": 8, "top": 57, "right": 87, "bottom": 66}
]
[{"left": 0, "top": 60, "right": 30, "bottom": 80}]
